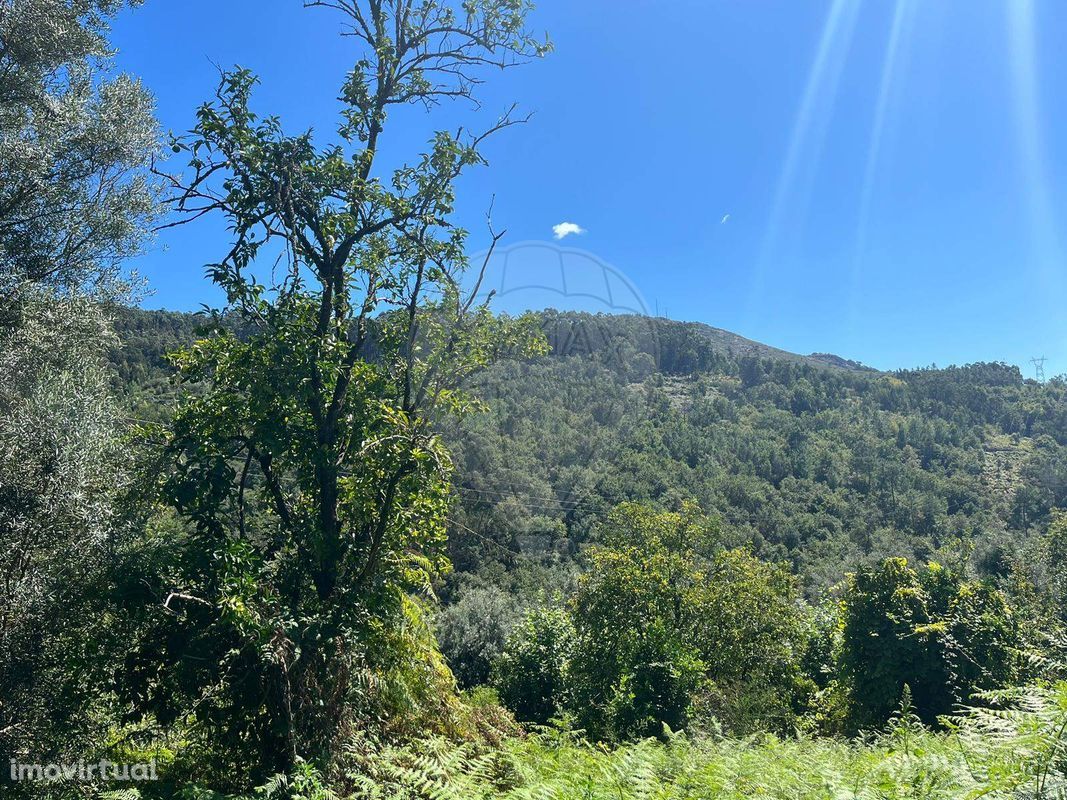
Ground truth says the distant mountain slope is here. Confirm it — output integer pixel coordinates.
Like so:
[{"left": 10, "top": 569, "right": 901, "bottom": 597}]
[
  {"left": 533, "top": 311, "right": 873, "bottom": 378},
  {"left": 682, "top": 319, "right": 874, "bottom": 372},
  {"left": 108, "top": 306, "right": 872, "bottom": 389},
  {"left": 108, "top": 305, "right": 1067, "bottom": 596}
]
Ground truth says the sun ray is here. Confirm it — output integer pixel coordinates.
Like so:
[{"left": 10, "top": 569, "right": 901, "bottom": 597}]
[
  {"left": 1007, "top": 0, "right": 1063, "bottom": 304},
  {"left": 848, "top": 0, "right": 917, "bottom": 321},
  {"left": 747, "top": 0, "right": 861, "bottom": 312}
]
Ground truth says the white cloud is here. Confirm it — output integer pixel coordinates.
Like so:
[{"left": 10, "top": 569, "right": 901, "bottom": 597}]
[{"left": 552, "top": 221, "right": 585, "bottom": 240}]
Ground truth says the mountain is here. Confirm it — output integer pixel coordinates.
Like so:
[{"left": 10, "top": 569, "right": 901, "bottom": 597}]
[
  {"left": 108, "top": 306, "right": 1067, "bottom": 597},
  {"left": 679, "top": 319, "right": 875, "bottom": 373}
]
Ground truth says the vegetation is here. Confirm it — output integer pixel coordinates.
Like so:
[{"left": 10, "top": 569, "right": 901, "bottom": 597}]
[
  {"left": 115, "top": 0, "right": 550, "bottom": 787},
  {"left": 838, "top": 558, "right": 1018, "bottom": 731},
  {"left": 6, "top": 0, "right": 1067, "bottom": 797},
  {"left": 0, "top": 0, "right": 157, "bottom": 299},
  {"left": 566, "top": 503, "right": 810, "bottom": 740},
  {"left": 493, "top": 603, "right": 575, "bottom": 726},
  {"left": 0, "top": 0, "right": 159, "bottom": 771},
  {"left": 106, "top": 682, "right": 1067, "bottom": 799},
  {"left": 94, "top": 302, "right": 1067, "bottom": 795}
]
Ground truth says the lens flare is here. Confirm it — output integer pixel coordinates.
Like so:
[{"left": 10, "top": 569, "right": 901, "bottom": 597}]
[
  {"left": 1007, "top": 0, "right": 1063, "bottom": 304},
  {"left": 748, "top": 0, "right": 861, "bottom": 311}
]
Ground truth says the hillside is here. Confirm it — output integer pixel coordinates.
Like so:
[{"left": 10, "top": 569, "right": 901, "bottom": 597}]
[
  {"left": 13, "top": 0, "right": 1067, "bottom": 792},
  {"left": 107, "top": 306, "right": 870, "bottom": 384},
  {"left": 29, "top": 303, "right": 1067, "bottom": 793},
  {"left": 109, "top": 306, "right": 1067, "bottom": 604},
  {"left": 682, "top": 319, "right": 875, "bottom": 372}
]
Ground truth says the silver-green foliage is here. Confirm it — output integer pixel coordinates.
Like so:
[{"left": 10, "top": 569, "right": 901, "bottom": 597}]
[
  {"left": 0, "top": 293, "right": 126, "bottom": 757},
  {"left": 0, "top": 0, "right": 158, "bottom": 298},
  {"left": 0, "top": 0, "right": 157, "bottom": 766}
]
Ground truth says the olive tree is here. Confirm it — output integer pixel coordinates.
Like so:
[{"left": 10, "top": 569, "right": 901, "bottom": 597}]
[
  {"left": 0, "top": 0, "right": 157, "bottom": 769},
  {"left": 0, "top": 0, "right": 157, "bottom": 299}
]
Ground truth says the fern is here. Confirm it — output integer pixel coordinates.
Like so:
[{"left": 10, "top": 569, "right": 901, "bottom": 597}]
[
  {"left": 952, "top": 681, "right": 1067, "bottom": 798},
  {"left": 154, "top": 681, "right": 1067, "bottom": 799},
  {"left": 99, "top": 791, "right": 142, "bottom": 800},
  {"left": 255, "top": 760, "right": 338, "bottom": 800}
]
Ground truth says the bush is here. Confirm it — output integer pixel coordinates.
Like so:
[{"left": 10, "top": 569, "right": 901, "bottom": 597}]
[
  {"left": 493, "top": 605, "right": 576, "bottom": 725},
  {"left": 437, "top": 584, "right": 522, "bottom": 688},
  {"left": 568, "top": 503, "right": 811, "bottom": 740},
  {"left": 839, "top": 558, "right": 1019, "bottom": 732}
]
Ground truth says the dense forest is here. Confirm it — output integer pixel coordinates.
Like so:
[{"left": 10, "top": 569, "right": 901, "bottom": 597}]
[
  {"left": 6, "top": 1, "right": 1067, "bottom": 798},
  {"left": 112, "top": 304, "right": 1067, "bottom": 593},
  {"left": 109, "top": 304, "right": 1067, "bottom": 736}
]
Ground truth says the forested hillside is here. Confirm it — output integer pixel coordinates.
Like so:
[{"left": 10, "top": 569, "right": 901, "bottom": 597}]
[
  {"left": 112, "top": 306, "right": 1067, "bottom": 588},
  {"left": 447, "top": 313, "right": 1066, "bottom": 582},
  {"left": 111, "top": 307, "right": 1067, "bottom": 672},
  {"left": 10, "top": 1, "right": 1067, "bottom": 796}
]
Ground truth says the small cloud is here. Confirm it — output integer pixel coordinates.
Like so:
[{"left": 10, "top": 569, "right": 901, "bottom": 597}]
[
  {"left": 720, "top": 214, "right": 731, "bottom": 224},
  {"left": 553, "top": 221, "right": 585, "bottom": 240}
]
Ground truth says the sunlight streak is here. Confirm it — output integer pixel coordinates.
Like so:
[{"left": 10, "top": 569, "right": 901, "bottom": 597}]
[
  {"left": 748, "top": 0, "right": 861, "bottom": 310},
  {"left": 1007, "top": 0, "right": 1064, "bottom": 303},
  {"left": 848, "top": 0, "right": 917, "bottom": 319}
]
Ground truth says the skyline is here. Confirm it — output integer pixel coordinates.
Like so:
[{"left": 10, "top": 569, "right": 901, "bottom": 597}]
[{"left": 112, "top": 0, "right": 1067, "bottom": 378}]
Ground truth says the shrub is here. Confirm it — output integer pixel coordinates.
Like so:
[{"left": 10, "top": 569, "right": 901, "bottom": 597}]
[
  {"left": 493, "top": 605, "right": 576, "bottom": 726},
  {"left": 437, "top": 584, "right": 522, "bottom": 688},
  {"left": 839, "top": 558, "right": 1019, "bottom": 731},
  {"left": 568, "top": 503, "right": 811, "bottom": 740}
]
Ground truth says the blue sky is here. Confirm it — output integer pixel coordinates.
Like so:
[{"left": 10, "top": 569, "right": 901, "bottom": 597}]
[{"left": 112, "top": 1, "right": 1067, "bottom": 376}]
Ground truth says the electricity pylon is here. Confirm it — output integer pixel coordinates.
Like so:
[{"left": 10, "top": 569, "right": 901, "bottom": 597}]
[{"left": 1031, "top": 356, "right": 1048, "bottom": 383}]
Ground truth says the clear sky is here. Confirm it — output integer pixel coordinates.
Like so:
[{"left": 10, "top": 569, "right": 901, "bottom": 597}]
[{"left": 111, "top": 1, "right": 1067, "bottom": 377}]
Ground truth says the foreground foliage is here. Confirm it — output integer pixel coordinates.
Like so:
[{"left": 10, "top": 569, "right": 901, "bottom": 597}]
[
  {"left": 11, "top": 0, "right": 1067, "bottom": 796},
  {"left": 72, "top": 681, "right": 1064, "bottom": 800},
  {"left": 0, "top": 0, "right": 159, "bottom": 770}
]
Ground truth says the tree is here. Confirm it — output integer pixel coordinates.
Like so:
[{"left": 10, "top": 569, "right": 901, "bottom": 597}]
[
  {"left": 568, "top": 503, "right": 810, "bottom": 741},
  {"left": 0, "top": 295, "right": 127, "bottom": 765},
  {"left": 437, "top": 583, "right": 521, "bottom": 688},
  {"left": 0, "top": 0, "right": 157, "bottom": 771},
  {"left": 1008, "top": 511, "right": 1067, "bottom": 651},
  {"left": 120, "top": 0, "right": 549, "bottom": 784},
  {"left": 839, "top": 558, "right": 1018, "bottom": 732},
  {"left": 493, "top": 604, "right": 575, "bottom": 725},
  {"left": 0, "top": 0, "right": 157, "bottom": 299}
]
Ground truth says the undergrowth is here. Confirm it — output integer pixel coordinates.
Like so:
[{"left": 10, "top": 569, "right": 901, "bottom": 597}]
[{"left": 35, "top": 682, "right": 1067, "bottom": 799}]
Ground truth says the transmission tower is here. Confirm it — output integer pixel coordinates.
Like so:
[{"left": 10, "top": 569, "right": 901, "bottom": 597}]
[{"left": 1031, "top": 356, "right": 1048, "bottom": 383}]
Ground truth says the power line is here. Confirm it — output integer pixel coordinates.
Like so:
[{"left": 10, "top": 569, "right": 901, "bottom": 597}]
[
  {"left": 457, "top": 485, "right": 598, "bottom": 509},
  {"left": 455, "top": 485, "right": 605, "bottom": 513},
  {"left": 458, "top": 495, "right": 600, "bottom": 516},
  {"left": 456, "top": 484, "right": 598, "bottom": 505},
  {"left": 1031, "top": 356, "right": 1048, "bottom": 383},
  {"left": 446, "top": 516, "right": 528, "bottom": 558}
]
